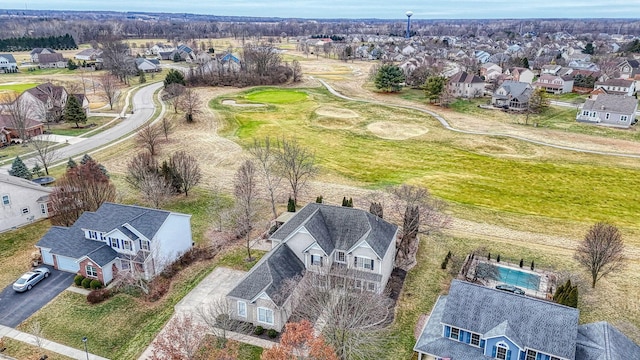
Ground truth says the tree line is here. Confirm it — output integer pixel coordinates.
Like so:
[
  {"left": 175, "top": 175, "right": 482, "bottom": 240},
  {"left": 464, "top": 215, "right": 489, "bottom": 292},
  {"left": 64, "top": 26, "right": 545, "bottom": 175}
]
[{"left": 0, "top": 34, "right": 77, "bottom": 51}]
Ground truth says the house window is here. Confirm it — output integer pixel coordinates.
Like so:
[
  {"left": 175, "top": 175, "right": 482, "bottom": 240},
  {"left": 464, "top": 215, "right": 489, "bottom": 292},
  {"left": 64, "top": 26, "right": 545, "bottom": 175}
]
[
  {"left": 257, "top": 307, "right": 274, "bottom": 325},
  {"left": 471, "top": 333, "right": 480, "bottom": 346},
  {"left": 120, "top": 259, "right": 131, "bottom": 270},
  {"left": 335, "top": 251, "right": 346, "bottom": 263},
  {"left": 111, "top": 238, "right": 120, "bottom": 248},
  {"left": 310, "top": 254, "right": 323, "bottom": 266},
  {"left": 605, "top": 113, "right": 610, "bottom": 120},
  {"left": 621, "top": 115, "right": 628, "bottom": 122},
  {"left": 89, "top": 231, "right": 97, "bottom": 240},
  {"left": 141, "top": 240, "right": 150, "bottom": 251},
  {"left": 123, "top": 240, "right": 132, "bottom": 251},
  {"left": 21, "top": 207, "right": 30, "bottom": 214},
  {"left": 526, "top": 349, "right": 537, "bottom": 360},
  {"left": 591, "top": 111, "right": 596, "bottom": 117},
  {"left": 40, "top": 203, "right": 47, "bottom": 214},
  {"left": 2, "top": 195, "right": 10, "bottom": 205},
  {"left": 354, "top": 280, "right": 362, "bottom": 289},
  {"left": 86, "top": 265, "right": 98, "bottom": 277},
  {"left": 450, "top": 327, "right": 459, "bottom": 340},
  {"left": 354, "top": 257, "right": 374, "bottom": 271},
  {"left": 237, "top": 301, "right": 247, "bottom": 317},
  {"left": 582, "top": 110, "right": 589, "bottom": 116},
  {"left": 496, "top": 344, "right": 508, "bottom": 360},
  {"left": 367, "top": 282, "right": 376, "bottom": 292}
]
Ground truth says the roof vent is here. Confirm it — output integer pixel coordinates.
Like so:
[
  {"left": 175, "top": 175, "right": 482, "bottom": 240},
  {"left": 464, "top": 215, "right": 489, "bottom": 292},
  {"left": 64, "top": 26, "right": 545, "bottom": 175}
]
[{"left": 600, "top": 105, "right": 605, "bottom": 110}]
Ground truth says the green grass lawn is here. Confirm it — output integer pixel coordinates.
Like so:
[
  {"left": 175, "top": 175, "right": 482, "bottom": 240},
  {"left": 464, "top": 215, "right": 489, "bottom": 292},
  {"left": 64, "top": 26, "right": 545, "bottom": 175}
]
[
  {"left": 0, "top": 82, "right": 38, "bottom": 93},
  {"left": 47, "top": 116, "right": 117, "bottom": 136},
  {"left": 214, "top": 87, "right": 640, "bottom": 229},
  {"left": 1, "top": 338, "right": 75, "bottom": 360}
]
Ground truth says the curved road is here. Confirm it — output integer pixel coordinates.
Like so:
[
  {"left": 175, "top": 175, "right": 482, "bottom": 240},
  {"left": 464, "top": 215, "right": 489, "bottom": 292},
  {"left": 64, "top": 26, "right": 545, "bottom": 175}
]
[
  {"left": 316, "top": 78, "right": 640, "bottom": 159},
  {"left": 2, "top": 82, "right": 164, "bottom": 171}
]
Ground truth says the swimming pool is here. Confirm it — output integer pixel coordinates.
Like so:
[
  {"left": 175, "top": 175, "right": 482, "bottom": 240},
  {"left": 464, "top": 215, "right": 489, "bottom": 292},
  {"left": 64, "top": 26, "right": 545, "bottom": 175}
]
[{"left": 496, "top": 265, "right": 540, "bottom": 290}]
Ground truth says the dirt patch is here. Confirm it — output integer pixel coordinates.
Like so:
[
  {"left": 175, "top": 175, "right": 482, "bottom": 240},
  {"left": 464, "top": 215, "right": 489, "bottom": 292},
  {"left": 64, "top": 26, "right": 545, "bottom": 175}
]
[
  {"left": 315, "top": 106, "right": 359, "bottom": 119},
  {"left": 221, "top": 99, "right": 265, "bottom": 107},
  {"left": 367, "top": 121, "right": 429, "bottom": 140}
]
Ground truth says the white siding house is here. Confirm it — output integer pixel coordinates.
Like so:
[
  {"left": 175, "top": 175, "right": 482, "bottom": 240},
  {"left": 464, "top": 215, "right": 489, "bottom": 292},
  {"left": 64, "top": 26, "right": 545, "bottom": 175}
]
[{"left": 0, "top": 174, "right": 52, "bottom": 232}]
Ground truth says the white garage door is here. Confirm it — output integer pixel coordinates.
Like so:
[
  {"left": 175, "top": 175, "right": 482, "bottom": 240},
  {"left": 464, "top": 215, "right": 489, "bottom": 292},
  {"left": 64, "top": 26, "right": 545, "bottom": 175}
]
[
  {"left": 56, "top": 255, "right": 80, "bottom": 273},
  {"left": 41, "top": 249, "right": 54, "bottom": 265}
]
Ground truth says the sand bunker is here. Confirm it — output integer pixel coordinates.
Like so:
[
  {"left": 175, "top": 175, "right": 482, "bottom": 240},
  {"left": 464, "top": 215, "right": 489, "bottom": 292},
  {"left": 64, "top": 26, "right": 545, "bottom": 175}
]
[
  {"left": 221, "top": 99, "right": 265, "bottom": 107},
  {"left": 315, "top": 106, "right": 359, "bottom": 119},
  {"left": 367, "top": 121, "right": 429, "bottom": 140}
]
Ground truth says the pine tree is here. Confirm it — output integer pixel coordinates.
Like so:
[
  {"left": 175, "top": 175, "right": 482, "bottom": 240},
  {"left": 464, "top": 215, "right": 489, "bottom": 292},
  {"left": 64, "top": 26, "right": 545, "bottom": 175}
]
[
  {"left": 32, "top": 164, "right": 44, "bottom": 178},
  {"left": 347, "top": 198, "right": 353, "bottom": 207},
  {"left": 287, "top": 197, "right": 296, "bottom": 212},
  {"left": 496, "top": 254, "right": 501, "bottom": 263},
  {"left": 488, "top": 252, "right": 491, "bottom": 261},
  {"left": 342, "top": 197, "right": 348, "bottom": 206},
  {"left": 164, "top": 69, "right": 186, "bottom": 87},
  {"left": 530, "top": 260, "right": 535, "bottom": 270},
  {"left": 9, "top": 156, "right": 32, "bottom": 180},
  {"left": 63, "top": 94, "right": 87, "bottom": 128},
  {"left": 139, "top": 70, "right": 147, "bottom": 84},
  {"left": 519, "top": 259, "right": 524, "bottom": 268},
  {"left": 67, "top": 157, "right": 77, "bottom": 169},
  {"left": 567, "top": 286, "right": 578, "bottom": 308},
  {"left": 374, "top": 64, "right": 405, "bottom": 93},
  {"left": 315, "top": 196, "right": 323, "bottom": 203}
]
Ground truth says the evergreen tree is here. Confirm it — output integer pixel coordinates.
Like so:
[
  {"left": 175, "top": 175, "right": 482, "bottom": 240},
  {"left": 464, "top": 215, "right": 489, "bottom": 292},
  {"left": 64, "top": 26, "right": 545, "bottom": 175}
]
[
  {"left": 173, "top": 52, "right": 182, "bottom": 62},
  {"left": 342, "top": 197, "right": 348, "bottom": 206},
  {"left": 161, "top": 160, "right": 183, "bottom": 193},
  {"left": 583, "top": 43, "right": 595, "bottom": 55},
  {"left": 424, "top": 76, "right": 447, "bottom": 103},
  {"left": 374, "top": 64, "right": 405, "bottom": 93},
  {"left": 67, "top": 59, "right": 78, "bottom": 70},
  {"left": 31, "top": 164, "right": 45, "bottom": 178},
  {"left": 519, "top": 259, "right": 524, "bottom": 268},
  {"left": 347, "top": 197, "right": 353, "bottom": 207},
  {"left": 9, "top": 156, "right": 32, "bottom": 180},
  {"left": 164, "top": 69, "right": 186, "bottom": 87},
  {"left": 287, "top": 197, "right": 296, "bottom": 212},
  {"left": 63, "top": 94, "right": 87, "bottom": 128},
  {"left": 67, "top": 157, "right": 77, "bottom": 169},
  {"left": 139, "top": 70, "right": 147, "bottom": 84},
  {"left": 315, "top": 196, "right": 323, "bottom": 203},
  {"left": 488, "top": 252, "right": 491, "bottom": 261},
  {"left": 521, "top": 57, "right": 530, "bottom": 69},
  {"left": 530, "top": 260, "right": 535, "bottom": 270},
  {"left": 496, "top": 254, "right": 501, "bottom": 263},
  {"left": 567, "top": 286, "right": 579, "bottom": 308}
]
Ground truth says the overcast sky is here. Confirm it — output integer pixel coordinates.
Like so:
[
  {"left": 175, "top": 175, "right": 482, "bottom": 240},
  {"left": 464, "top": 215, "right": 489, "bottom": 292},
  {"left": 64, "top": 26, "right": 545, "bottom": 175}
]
[{"left": 17, "top": 0, "right": 638, "bottom": 19}]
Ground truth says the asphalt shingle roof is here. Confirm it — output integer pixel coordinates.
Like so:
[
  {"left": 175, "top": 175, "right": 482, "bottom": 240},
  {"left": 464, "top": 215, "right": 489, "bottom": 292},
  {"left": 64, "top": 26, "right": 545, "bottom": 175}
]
[
  {"left": 270, "top": 203, "right": 397, "bottom": 259},
  {"left": 576, "top": 321, "right": 640, "bottom": 360},
  {"left": 0, "top": 54, "right": 16, "bottom": 63},
  {"left": 581, "top": 94, "right": 638, "bottom": 115}
]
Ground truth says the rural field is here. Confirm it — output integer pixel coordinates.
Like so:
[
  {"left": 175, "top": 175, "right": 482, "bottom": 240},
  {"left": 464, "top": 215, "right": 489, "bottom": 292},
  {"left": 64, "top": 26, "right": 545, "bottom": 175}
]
[{"left": 2, "top": 39, "right": 640, "bottom": 359}]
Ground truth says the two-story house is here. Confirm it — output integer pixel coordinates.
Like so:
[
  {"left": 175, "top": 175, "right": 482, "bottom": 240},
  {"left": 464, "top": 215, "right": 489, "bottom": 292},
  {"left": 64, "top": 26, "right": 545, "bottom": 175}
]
[
  {"left": 38, "top": 53, "right": 66, "bottom": 69},
  {"left": 491, "top": 81, "right": 533, "bottom": 110},
  {"left": 74, "top": 48, "right": 103, "bottom": 62},
  {"left": 0, "top": 54, "right": 17, "bottom": 73},
  {"left": 448, "top": 71, "right": 485, "bottom": 98},
  {"left": 576, "top": 94, "right": 638, "bottom": 128},
  {"left": 30, "top": 48, "right": 57, "bottom": 63},
  {"left": 36, "top": 203, "right": 193, "bottom": 285},
  {"left": 617, "top": 59, "right": 639, "bottom": 79},
  {"left": 0, "top": 173, "right": 51, "bottom": 232},
  {"left": 414, "top": 280, "right": 640, "bottom": 360},
  {"left": 533, "top": 74, "right": 574, "bottom": 94},
  {"left": 480, "top": 62, "right": 502, "bottom": 81},
  {"left": 594, "top": 78, "right": 636, "bottom": 96},
  {"left": 504, "top": 67, "right": 534, "bottom": 84},
  {"left": 226, "top": 203, "right": 398, "bottom": 331},
  {"left": 0, "top": 114, "right": 44, "bottom": 144},
  {"left": 18, "top": 82, "right": 68, "bottom": 122}
]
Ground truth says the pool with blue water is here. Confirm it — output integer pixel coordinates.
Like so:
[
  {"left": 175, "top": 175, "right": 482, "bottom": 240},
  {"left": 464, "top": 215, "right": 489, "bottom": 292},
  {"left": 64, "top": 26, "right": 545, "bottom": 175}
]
[{"left": 496, "top": 265, "right": 540, "bottom": 290}]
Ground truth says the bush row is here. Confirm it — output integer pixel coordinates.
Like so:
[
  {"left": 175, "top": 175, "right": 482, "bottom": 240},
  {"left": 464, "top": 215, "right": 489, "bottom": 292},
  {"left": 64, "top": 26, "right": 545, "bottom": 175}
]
[{"left": 74, "top": 274, "right": 102, "bottom": 290}]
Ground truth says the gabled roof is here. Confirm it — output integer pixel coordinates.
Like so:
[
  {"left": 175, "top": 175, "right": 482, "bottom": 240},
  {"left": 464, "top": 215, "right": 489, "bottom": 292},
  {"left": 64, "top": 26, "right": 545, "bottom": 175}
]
[
  {"left": 30, "top": 48, "right": 55, "bottom": 55},
  {"left": 0, "top": 54, "right": 16, "bottom": 63},
  {"left": 0, "top": 115, "right": 43, "bottom": 131},
  {"left": 576, "top": 321, "right": 640, "bottom": 360},
  {"left": 495, "top": 81, "right": 532, "bottom": 101},
  {"left": 449, "top": 71, "right": 484, "bottom": 84},
  {"left": 24, "top": 82, "right": 67, "bottom": 103},
  {"left": 595, "top": 78, "right": 634, "bottom": 88},
  {"left": 227, "top": 244, "right": 305, "bottom": 306},
  {"left": 581, "top": 94, "right": 638, "bottom": 115},
  {"left": 37, "top": 226, "right": 118, "bottom": 266},
  {"left": 0, "top": 173, "right": 52, "bottom": 193},
  {"left": 270, "top": 203, "right": 397, "bottom": 259},
  {"left": 441, "top": 280, "right": 579, "bottom": 359},
  {"left": 38, "top": 53, "right": 64, "bottom": 64}
]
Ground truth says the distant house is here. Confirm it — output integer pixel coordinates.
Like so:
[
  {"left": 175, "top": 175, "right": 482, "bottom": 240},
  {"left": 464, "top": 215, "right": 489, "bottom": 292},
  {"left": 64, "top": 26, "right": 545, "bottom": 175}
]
[
  {"left": 30, "top": 48, "right": 56, "bottom": 63},
  {"left": 616, "top": 59, "right": 639, "bottom": 79},
  {"left": 533, "top": 74, "right": 574, "bottom": 94},
  {"left": 0, "top": 114, "right": 44, "bottom": 144},
  {"left": 227, "top": 203, "right": 398, "bottom": 331},
  {"left": 414, "top": 280, "right": 640, "bottom": 360},
  {"left": 576, "top": 94, "right": 638, "bottom": 128},
  {"left": 149, "top": 43, "right": 175, "bottom": 55},
  {"left": 0, "top": 54, "right": 17, "bottom": 73},
  {"left": 448, "top": 71, "right": 485, "bottom": 98},
  {"left": 504, "top": 67, "right": 534, "bottom": 84},
  {"left": 135, "top": 58, "right": 160, "bottom": 72},
  {"left": 74, "top": 48, "right": 103, "bottom": 61},
  {"left": 480, "top": 62, "right": 502, "bottom": 81},
  {"left": 18, "top": 82, "right": 69, "bottom": 122},
  {"left": 36, "top": 203, "right": 193, "bottom": 285},
  {"left": 38, "top": 53, "right": 66, "bottom": 69},
  {"left": 491, "top": 81, "right": 533, "bottom": 110},
  {"left": 0, "top": 173, "right": 52, "bottom": 232},
  {"left": 541, "top": 64, "right": 561, "bottom": 75},
  {"left": 594, "top": 78, "right": 636, "bottom": 96}
]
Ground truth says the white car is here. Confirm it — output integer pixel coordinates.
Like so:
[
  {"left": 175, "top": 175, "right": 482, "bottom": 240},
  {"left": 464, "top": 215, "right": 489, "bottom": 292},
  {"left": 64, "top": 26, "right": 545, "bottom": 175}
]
[{"left": 12, "top": 267, "right": 51, "bottom": 292}]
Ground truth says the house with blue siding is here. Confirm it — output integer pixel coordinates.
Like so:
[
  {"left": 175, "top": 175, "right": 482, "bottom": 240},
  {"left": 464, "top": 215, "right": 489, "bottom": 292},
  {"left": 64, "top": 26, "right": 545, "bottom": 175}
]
[{"left": 414, "top": 280, "right": 640, "bottom": 360}]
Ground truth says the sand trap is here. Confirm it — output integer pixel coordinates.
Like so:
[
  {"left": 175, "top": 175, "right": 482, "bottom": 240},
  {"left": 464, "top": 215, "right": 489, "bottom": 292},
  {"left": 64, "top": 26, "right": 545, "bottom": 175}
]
[
  {"left": 315, "top": 106, "right": 359, "bottom": 119},
  {"left": 221, "top": 99, "right": 265, "bottom": 107},
  {"left": 315, "top": 117, "right": 359, "bottom": 129},
  {"left": 367, "top": 121, "right": 429, "bottom": 140}
]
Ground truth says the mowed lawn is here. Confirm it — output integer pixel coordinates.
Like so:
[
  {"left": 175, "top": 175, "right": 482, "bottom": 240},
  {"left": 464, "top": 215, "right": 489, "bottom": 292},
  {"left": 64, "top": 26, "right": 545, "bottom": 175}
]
[
  {"left": 0, "top": 82, "right": 38, "bottom": 93},
  {"left": 214, "top": 87, "right": 640, "bottom": 229}
]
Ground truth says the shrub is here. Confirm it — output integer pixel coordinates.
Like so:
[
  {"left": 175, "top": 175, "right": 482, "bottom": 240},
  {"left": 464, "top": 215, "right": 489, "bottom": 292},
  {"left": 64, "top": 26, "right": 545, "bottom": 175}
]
[
  {"left": 496, "top": 254, "right": 501, "bottom": 263},
  {"left": 287, "top": 197, "right": 296, "bottom": 212},
  {"left": 531, "top": 260, "right": 535, "bottom": 270},
  {"left": 81, "top": 278, "right": 92, "bottom": 289},
  {"left": 87, "top": 288, "right": 111, "bottom": 304},
  {"left": 147, "top": 277, "right": 170, "bottom": 302},
  {"left": 316, "top": 196, "right": 323, "bottom": 203},
  {"left": 254, "top": 326, "right": 264, "bottom": 335},
  {"left": 267, "top": 329, "right": 278, "bottom": 338},
  {"left": 519, "top": 259, "right": 524, "bottom": 268},
  {"left": 441, "top": 259, "right": 448, "bottom": 270},
  {"left": 74, "top": 274, "right": 85, "bottom": 286},
  {"left": 487, "top": 252, "right": 491, "bottom": 261},
  {"left": 89, "top": 279, "right": 103, "bottom": 290}
]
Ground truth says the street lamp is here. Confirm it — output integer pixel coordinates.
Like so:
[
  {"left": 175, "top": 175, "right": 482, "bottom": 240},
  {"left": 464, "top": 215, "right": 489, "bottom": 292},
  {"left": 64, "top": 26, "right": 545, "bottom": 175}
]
[{"left": 82, "top": 337, "right": 89, "bottom": 360}]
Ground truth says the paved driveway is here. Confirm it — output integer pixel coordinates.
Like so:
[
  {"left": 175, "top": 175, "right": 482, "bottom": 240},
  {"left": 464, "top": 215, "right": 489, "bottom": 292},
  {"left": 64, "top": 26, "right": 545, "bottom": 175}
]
[{"left": 0, "top": 266, "right": 74, "bottom": 327}]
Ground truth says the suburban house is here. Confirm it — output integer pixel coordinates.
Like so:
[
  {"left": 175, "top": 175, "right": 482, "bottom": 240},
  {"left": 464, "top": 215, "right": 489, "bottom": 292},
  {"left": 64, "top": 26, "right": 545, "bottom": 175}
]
[
  {"left": 18, "top": 82, "right": 68, "bottom": 122},
  {"left": 480, "top": 62, "right": 502, "bottom": 81},
  {"left": 0, "top": 54, "right": 17, "bottom": 73},
  {"left": 0, "top": 114, "right": 44, "bottom": 144},
  {"left": 149, "top": 43, "right": 175, "bottom": 55},
  {"left": 38, "top": 53, "right": 67, "bottom": 69},
  {"left": 0, "top": 173, "right": 52, "bottom": 232},
  {"left": 491, "top": 81, "right": 533, "bottom": 110},
  {"left": 576, "top": 94, "right": 638, "bottom": 128},
  {"left": 30, "top": 48, "right": 57, "bottom": 63},
  {"left": 448, "top": 71, "right": 485, "bottom": 98},
  {"left": 226, "top": 203, "right": 399, "bottom": 331},
  {"left": 74, "top": 48, "right": 103, "bottom": 62},
  {"left": 533, "top": 74, "right": 574, "bottom": 94},
  {"left": 541, "top": 64, "right": 561, "bottom": 75},
  {"left": 414, "top": 280, "right": 640, "bottom": 360},
  {"left": 594, "top": 78, "right": 636, "bottom": 96},
  {"left": 35, "top": 203, "right": 193, "bottom": 285},
  {"left": 617, "top": 59, "right": 639, "bottom": 79},
  {"left": 504, "top": 67, "right": 535, "bottom": 84},
  {"left": 135, "top": 58, "right": 160, "bottom": 72}
]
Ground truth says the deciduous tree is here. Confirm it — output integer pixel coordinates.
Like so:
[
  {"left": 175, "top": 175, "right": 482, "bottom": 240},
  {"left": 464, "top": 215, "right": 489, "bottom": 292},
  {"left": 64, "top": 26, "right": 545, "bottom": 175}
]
[
  {"left": 233, "top": 159, "right": 260, "bottom": 261},
  {"left": 179, "top": 88, "right": 201, "bottom": 123},
  {"left": 150, "top": 314, "right": 207, "bottom": 360},
  {"left": 137, "top": 123, "right": 163, "bottom": 155},
  {"left": 276, "top": 137, "right": 318, "bottom": 208},
  {"left": 99, "top": 74, "right": 118, "bottom": 110},
  {"left": 249, "top": 137, "right": 283, "bottom": 219},
  {"left": 30, "top": 135, "right": 60, "bottom": 175},
  {"left": 261, "top": 320, "right": 338, "bottom": 360},
  {"left": 575, "top": 222, "right": 625, "bottom": 288},
  {"left": 424, "top": 76, "right": 446, "bottom": 104},
  {"left": 171, "top": 151, "right": 201, "bottom": 197}
]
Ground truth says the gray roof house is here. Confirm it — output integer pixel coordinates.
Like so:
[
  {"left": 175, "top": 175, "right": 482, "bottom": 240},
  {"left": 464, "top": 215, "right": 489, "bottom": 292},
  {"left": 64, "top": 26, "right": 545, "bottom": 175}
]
[
  {"left": 226, "top": 203, "right": 398, "bottom": 331},
  {"left": 576, "top": 94, "right": 638, "bottom": 128},
  {"left": 0, "top": 54, "right": 17, "bottom": 73},
  {"left": 414, "top": 280, "right": 640, "bottom": 360},
  {"left": 36, "top": 203, "right": 192, "bottom": 285},
  {"left": 0, "top": 173, "right": 51, "bottom": 232},
  {"left": 491, "top": 81, "right": 533, "bottom": 110}
]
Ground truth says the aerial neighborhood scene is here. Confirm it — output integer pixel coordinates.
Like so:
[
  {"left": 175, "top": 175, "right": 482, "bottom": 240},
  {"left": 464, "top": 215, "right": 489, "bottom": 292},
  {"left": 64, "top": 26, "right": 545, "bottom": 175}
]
[{"left": 1, "top": 0, "right": 640, "bottom": 359}]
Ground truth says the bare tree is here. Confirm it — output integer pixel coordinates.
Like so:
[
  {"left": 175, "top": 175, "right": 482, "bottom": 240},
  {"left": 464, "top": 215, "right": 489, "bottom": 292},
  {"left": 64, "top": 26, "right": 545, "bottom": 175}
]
[
  {"left": 249, "top": 137, "right": 283, "bottom": 219},
  {"left": 150, "top": 313, "right": 207, "bottom": 360},
  {"left": 164, "top": 83, "right": 185, "bottom": 114},
  {"left": 30, "top": 135, "right": 60, "bottom": 175},
  {"left": 100, "top": 74, "right": 118, "bottom": 110},
  {"left": 137, "top": 123, "right": 163, "bottom": 155},
  {"left": 233, "top": 159, "right": 260, "bottom": 261},
  {"left": 125, "top": 152, "right": 159, "bottom": 189},
  {"left": 575, "top": 222, "right": 625, "bottom": 288},
  {"left": 276, "top": 137, "right": 318, "bottom": 208},
  {"left": 101, "top": 39, "right": 137, "bottom": 84},
  {"left": 139, "top": 171, "right": 175, "bottom": 208},
  {"left": 28, "top": 320, "right": 46, "bottom": 358},
  {"left": 196, "top": 298, "right": 252, "bottom": 341},
  {"left": 160, "top": 116, "right": 175, "bottom": 140},
  {"left": 243, "top": 43, "right": 281, "bottom": 77},
  {"left": 171, "top": 151, "right": 202, "bottom": 197},
  {"left": 179, "top": 88, "right": 201, "bottom": 123},
  {"left": 2, "top": 93, "right": 31, "bottom": 144}
]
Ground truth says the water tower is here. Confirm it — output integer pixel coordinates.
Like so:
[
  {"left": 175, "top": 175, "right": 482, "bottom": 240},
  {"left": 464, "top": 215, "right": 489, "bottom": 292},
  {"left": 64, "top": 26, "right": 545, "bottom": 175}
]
[{"left": 405, "top": 11, "right": 413, "bottom": 39}]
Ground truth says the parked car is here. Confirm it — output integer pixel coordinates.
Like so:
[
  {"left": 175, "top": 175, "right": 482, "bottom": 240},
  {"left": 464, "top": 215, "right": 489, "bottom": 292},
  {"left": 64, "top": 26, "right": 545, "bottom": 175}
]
[
  {"left": 495, "top": 284, "right": 525, "bottom": 295},
  {"left": 13, "top": 267, "right": 51, "bottom": 292}
]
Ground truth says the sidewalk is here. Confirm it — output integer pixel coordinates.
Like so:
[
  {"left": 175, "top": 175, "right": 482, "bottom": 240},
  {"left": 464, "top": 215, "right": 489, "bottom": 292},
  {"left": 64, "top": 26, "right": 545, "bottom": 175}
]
[{"left": 0, "top": 324, "right": 109, "bottom": 360}]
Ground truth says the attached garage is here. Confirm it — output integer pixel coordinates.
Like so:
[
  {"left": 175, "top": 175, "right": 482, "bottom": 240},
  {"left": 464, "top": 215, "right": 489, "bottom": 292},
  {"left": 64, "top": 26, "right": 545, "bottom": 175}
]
[
  {"left": 41, "top": 248, "right": 54, "bottom": 265},
  {"left": 55, "top": 255, "right": 80, "bottom": 273}
]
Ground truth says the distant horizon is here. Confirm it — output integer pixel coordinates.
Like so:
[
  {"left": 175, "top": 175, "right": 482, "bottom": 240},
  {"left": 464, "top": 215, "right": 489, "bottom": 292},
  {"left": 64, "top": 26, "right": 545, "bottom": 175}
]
[{"left": 10, "top": 1, "right": 640, "bottom": 20}]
